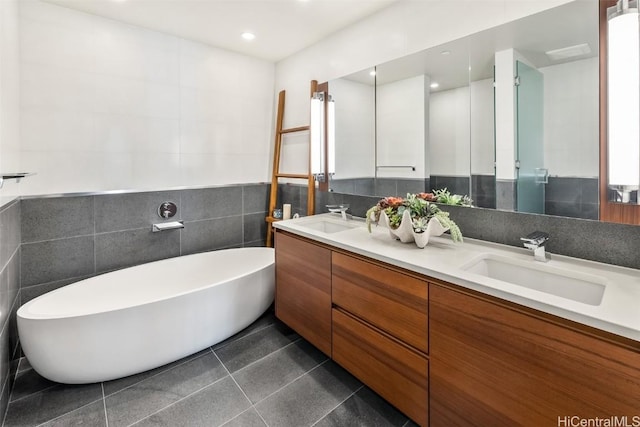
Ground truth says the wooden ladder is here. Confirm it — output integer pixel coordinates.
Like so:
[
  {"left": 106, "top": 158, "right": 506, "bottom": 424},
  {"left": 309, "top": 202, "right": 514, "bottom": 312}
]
[{"left": 265, "top": 80, "right": 318, "bottom": 247}]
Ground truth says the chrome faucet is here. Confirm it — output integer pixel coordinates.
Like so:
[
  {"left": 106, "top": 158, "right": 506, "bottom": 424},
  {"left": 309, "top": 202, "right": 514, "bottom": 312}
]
[
  {"left": 326, "top": 204, "right": 350, "bottom": 221},
  {"left": 520, "top": 231, "right": 550, "bottom": 262}
]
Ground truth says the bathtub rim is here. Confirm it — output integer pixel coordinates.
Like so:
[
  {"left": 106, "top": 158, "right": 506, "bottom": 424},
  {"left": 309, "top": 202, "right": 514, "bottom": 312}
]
[{"left": 18, "top": 247, "right": 275, "bottom": 321}]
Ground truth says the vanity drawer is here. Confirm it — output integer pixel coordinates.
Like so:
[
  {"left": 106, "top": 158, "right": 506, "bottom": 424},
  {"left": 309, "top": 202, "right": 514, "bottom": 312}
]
[
  {"left": 332, "top": 252, "right": 428, "bottom": 353},
  {"left": 332, "top": 308, "right": 428, "bottom": 426}
]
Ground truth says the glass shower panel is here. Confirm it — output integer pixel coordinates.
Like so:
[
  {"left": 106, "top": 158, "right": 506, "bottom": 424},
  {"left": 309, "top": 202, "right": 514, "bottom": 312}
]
[{"left": 515, "top": 60, "right": 545, "bottom": 214}]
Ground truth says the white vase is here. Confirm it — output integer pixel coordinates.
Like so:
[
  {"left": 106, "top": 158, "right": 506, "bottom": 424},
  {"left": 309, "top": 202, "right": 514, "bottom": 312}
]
[{"left": 380, "top": 209, "right": 449, "bottom": 248}]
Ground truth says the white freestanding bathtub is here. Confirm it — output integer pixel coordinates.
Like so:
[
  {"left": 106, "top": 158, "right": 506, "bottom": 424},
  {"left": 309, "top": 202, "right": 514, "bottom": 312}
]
[{"left": 17, "top": 247, "right": 275, "bottom": 384}]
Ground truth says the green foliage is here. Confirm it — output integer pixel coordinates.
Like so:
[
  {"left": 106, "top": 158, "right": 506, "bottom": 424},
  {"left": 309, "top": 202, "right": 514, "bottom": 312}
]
[
  {"left": 366, "top": 193, "right": 463, "bottom": 243},
  {"left": 432, "top": 188, "right": 473, "bottom": 207}
]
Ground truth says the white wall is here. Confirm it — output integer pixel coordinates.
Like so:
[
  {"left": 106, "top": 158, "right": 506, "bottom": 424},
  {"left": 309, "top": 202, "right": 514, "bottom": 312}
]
[
  {"left": 274, "top": 0, "right": 573, "bottom": 175},
  {"left": 0, "top": 0, "right": 21, "bottom": 199},
  {"left": 429, "top": 85, "right": 471, "bottom": 177},
  {"left": 377, "top": 75, "right": 428, "bottom": 179},
  {"left": 330, "top": 78, "right": 375, "bottom": 180},
  {"left": 542, "top": 57, "right": 599, "bottom": 178},
  {"left": 470, "top": 78, "right": 495, "bottom": 175},
  {"left": 18, "top": 1, "right": 275, "bottom": 195}
]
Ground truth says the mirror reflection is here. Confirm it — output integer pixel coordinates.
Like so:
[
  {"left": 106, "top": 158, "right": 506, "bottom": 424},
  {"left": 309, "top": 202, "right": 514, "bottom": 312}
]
[{"left": 329, "top": 0, "right": 599, "bottom": 220}]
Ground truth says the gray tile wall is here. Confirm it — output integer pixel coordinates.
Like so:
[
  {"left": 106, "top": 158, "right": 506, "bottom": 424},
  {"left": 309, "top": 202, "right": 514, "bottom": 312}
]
[
  {"left": 0, "top": 200, "right": 21, "bottom": 421},
  {"left": 20, "top": 184, "right": 270, "bottom": 303},
  {"left": 545, "top": 177, "right": 598, "bottom": 220},
  {"left": 317, "top": 190, "right": 640, "bottom": 270}
]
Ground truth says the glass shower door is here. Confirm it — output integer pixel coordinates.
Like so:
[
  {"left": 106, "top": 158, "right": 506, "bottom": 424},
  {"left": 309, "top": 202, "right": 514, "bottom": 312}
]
[{"left": 516, "top": 60, "right": 546, "bottom": 214}]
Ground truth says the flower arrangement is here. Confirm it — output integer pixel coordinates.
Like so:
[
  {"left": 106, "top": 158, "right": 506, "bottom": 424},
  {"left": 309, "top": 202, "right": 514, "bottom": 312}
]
[{"left": 366, "top": 192, "right": 463, "bottom": 244}]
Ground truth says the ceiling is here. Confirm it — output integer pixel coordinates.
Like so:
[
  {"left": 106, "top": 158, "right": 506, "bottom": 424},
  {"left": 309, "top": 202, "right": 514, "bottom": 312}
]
[{"left": 42, "top": 0, "right": 398, "bottom": 62}]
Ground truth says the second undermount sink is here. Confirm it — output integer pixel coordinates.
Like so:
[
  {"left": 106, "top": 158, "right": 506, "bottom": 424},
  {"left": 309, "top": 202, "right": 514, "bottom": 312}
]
[
  {"left": 298, "top": 219, "right": 359, "bottom": 234},
  {"left": 461, "top": 254, "right": 606, "bottom": 306}
]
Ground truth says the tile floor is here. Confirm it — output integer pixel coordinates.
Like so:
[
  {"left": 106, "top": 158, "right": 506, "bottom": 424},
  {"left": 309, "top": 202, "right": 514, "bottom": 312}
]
[{"left": 2, "top": 310, "right": 419, "bottom": 427}]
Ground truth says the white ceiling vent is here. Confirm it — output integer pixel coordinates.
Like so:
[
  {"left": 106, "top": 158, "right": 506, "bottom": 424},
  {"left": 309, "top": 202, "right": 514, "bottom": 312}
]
[{"left": 545, "top": 43, "right": 591, "bottom": 61}]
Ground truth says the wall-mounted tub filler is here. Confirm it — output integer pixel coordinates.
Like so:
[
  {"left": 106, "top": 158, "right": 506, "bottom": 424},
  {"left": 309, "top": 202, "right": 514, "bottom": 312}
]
[
  {"left": 152, "top": 221, "right": 184, "bottom": 232},
  {"left": 153, "top": 201, "right": 183, "bottom": 232}
]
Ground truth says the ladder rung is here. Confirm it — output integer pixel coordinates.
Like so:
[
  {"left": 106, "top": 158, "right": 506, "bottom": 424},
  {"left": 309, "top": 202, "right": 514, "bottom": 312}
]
[
  {"left": 276, "top": 173, "right": 309, "bottom": 179},
  {"left": 281, "top": 125, "right": 310, "bottom": 134}
]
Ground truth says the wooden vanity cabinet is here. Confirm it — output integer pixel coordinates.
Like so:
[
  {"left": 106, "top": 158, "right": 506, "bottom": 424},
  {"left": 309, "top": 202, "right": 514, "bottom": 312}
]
[
  {"left": 274, "top": 231, "right": 332, "bottom": 356},
  {"left": 275, "top": 230, "right": 640, "bottom": 427},
  {"left": 429, "top": 283, "right": 640, "bottom": 427},
  {"left": 331, "top": 253, "right": 429, "bottom": 426}
]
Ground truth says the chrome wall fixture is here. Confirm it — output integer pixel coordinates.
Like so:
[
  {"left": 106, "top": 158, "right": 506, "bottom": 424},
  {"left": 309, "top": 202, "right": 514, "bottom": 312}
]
[{"left": 607, "top": 0, "right": 640, "bottom": 203}]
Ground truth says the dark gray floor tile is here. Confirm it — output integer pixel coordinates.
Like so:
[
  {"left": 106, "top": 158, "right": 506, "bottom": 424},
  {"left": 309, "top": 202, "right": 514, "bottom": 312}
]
[
  {"left": 9, "top": 368, "right": 57, "bottom": 402},
  {"left": 41, "top": 400, "right": 107, "bottom": 427},
  {"left": 212, "top": 310, "right": 276, "bottom": 351},
  {"left": 94, "top": 191, "right": 181, "bottom": 233},
  {"left": 254, "top": 361, "right": 362, "bottom": 427},
  {"left": 314, "top": 387, "right": 408, "bottom": 427},
  {"left": 103, "top": 349, "right": 211, "bottom": 397},
  {"left": 133, "top": 376, "right": 250, "bottom": 427},
  {"left": 105, "top": 352, "right": 227, "bottom": 427},
  {"left": 21, "top": 196, "right": 93, "bottom": 243},
  {"left": 21, "top": 236, "right": 94, "bottom": 287},
  {"left": 403, "top": 421, "right": 420, "bottom": 427},
  {"left": 221, "top": 408, "right": 267, "bottom": 427},
  {"left": 17, "top": 357, "right": 31, "bottom": 373},
  {"left": 233, "top": 339, "right": 327, "bottom": 403},
  {"left": 95, "top": 228, "right": 179, "bottom": 273},
  {"left": 215, "top": 322, "right": 299, "bottom": 373},
  {"left": 3, "top": 383, "right": 102, "bottom": 427}
]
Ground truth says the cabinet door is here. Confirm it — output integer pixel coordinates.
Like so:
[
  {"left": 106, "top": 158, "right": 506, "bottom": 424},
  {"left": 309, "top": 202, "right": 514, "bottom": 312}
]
[
  {"left": 430, "top": 284, "right": 640, "bottom": 426},
  {"left": 332, "top": 308, "right": 428, "bottom": 427},
  {"left": 275, "top": 232, "right": 332, "bottom": 356},
  {"left": 332, "top": 252, "right": 428, "bottom": 353}
]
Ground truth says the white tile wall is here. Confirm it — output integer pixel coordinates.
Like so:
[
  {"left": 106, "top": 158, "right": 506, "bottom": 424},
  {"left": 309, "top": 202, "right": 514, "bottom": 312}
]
[
  {"left": 429, "top": 86, "right": 472, "bottom": 177},
  {"left": 377, "top": 75, "right": 427, "bottom": 179},
  {"left": 0, "top": 0, "right": 21, "bottom": 197},
  {"left": 275, "top": 0, "right": 573, "bottom": 179},
  {"left": 18, "top": 0, "right": 275, "bottom": 195},
  {"left": 542, "top": 57, "right": 599, "bottom": 178},
  {"left": 330, "top": 78, "right": 375, "bottom": 180}
]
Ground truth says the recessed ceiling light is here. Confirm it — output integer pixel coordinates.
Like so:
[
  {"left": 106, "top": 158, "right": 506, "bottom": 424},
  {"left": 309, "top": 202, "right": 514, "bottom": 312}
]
[
  {"left": 440, "top": 50, "right": 451, "bottom": 56},
  {"left": 241, "top": 32, "right": 256, "bottom": 41},
  {"left": 430, "top": 82, "right": 439, "bottom": 89},
  {"left": 369, "top": 70, "right": 376, "bottom": 77}
]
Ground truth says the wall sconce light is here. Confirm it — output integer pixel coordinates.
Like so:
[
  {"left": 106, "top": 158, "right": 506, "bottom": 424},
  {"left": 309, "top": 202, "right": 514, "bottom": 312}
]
[
  {"left": 607, "top": 0, "right": 640, "bottom": 203},
  {"left": 310, "top": 92, "right": 336, "bottom": 182}
]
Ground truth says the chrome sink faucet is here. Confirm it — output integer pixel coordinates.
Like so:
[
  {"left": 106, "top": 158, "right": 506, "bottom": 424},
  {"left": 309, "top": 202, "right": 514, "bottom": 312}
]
[{"left": 521, "top": 231, "right": 550, "bottom": 262}]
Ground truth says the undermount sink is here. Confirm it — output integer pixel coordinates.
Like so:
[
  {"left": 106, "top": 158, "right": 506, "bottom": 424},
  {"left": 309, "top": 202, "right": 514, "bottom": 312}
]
[
  {"left": 461, "top": 254, "right": 606, "bottom": 306},
  {"left": 298, "top": 219, "right": 359, "bottom": 234}
]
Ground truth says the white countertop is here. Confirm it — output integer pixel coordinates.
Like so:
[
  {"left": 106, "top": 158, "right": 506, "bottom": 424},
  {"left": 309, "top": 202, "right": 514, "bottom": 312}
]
[{"left": 274, "top": 213, "right": 640, "bottom": 342}]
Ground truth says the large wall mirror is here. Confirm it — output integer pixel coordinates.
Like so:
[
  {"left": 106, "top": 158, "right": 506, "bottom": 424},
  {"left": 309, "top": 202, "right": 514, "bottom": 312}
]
[{"left": 329, "top": 0, "right": 599, "bottom": 221}]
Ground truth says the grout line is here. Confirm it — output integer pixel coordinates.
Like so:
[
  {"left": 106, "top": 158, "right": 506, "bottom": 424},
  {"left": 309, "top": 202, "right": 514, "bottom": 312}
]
[
  {"left": 21, "top": 233, "right": 96, "bottom": 246},
  {"left": 8, "top": 382, "right": 58, "bottom": 405},
  {"left": 102, "top": 383, "right": 109, "bottom": 427},
  {"left": 211, "top": 320, "right": 278, "bottom": 352},
  {"left": 222, "top": 337, "right": 303, "bottom": 376},
  {"left": 211, "top": 351, "right": 270, "bottom": 427},
  {"left": 309, "top": 384, "right": 364, "bottom": 427},
  {"left": 32, "top": 397, "right": 105, "bottom": 427},
  {"left": 218, "top": 407, "right": 255, "bottom": 427},
  {"left": 252, "top": 359, "right": 330, "bottom": 407},
  {"left": 126, "top": 371, "right": 231, "bottom": 427},
  {"left": 102, "top": 350, "right": 210, "bottom": 399}
]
